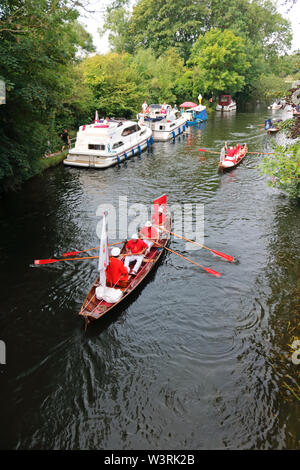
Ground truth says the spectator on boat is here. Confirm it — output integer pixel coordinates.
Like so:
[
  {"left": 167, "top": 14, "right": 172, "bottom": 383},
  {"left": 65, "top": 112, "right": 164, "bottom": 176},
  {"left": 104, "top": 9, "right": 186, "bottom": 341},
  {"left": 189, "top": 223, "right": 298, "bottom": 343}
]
[
  {"left": 60, "top": 129, "right": 70, "bottom": 152},
  {"left": 198, "top": 93, "right": 202, "bottom": 105},
  {"left": 106, "top": 247, "right": 129, "bottom": 288},
  {"left": 139, "top": 221, "right": 160, "bottom": 253},
  {"left": 103, "top": 117, "right": 109, "bottom": 125},
  {"left": 142, "top": 101, "right": 148, "bottom": 114},
  {"left": 124, "top": 234, "right": 148, "bottom": 276},
  {"left": 174, "top": 104, "right": 178, "bottom": 112},
  {"left": 161, "top": 102, "right": 167, "bottom": 114}
]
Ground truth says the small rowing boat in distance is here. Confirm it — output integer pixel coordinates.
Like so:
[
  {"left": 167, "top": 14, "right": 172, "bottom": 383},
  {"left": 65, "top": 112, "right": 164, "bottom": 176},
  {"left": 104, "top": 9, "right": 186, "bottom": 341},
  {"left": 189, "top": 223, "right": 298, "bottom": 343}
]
[
  {"left": 218, "top": 144, "right": 248, "bottom": 172},
  {"left": 79, "top": 196, "right": 171, "bottom": 328}
]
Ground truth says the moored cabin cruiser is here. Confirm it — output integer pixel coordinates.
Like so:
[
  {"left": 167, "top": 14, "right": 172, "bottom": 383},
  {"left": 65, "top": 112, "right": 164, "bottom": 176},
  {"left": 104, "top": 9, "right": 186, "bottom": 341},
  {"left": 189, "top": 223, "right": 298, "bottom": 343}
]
[
  {"left": 138, "top": 104, "right": 187, "bottom": 141},
  {"left": 63, "top": 111, "right": 153, "bottom": 169},
  {"left": 216, "top": 95, "right": 237, "bottom": 112},
  {"left": 182, "top": 104, "right": 208, "bottom": 126},
  {"left": 268, "top": 99, "right": 286, "bottom": 111}
]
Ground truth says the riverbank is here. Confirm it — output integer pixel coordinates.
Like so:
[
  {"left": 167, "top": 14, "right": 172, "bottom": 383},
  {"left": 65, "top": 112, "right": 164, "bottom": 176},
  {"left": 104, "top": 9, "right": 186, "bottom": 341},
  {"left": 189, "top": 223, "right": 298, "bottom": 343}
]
[
  {"left": 0, "top": 150, "right": 67, "bottom": 194},
  {"left": 260, "top": 115, "right": 300, "bottom": 200}
]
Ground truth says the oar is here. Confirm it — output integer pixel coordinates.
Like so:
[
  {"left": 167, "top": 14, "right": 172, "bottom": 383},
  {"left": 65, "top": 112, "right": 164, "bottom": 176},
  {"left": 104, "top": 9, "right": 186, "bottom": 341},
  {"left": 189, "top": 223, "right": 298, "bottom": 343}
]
[
  {"left": 247, "top": 151, "right": 274, "bottom": 155},
  {"left": 34, "top": 255, "right": 99, "bottom": 265},
  {"left": 198, "top": 148, "right": 219, "bottom": 154},
  {"left": 156, "top": 242, "right": 221, "bottom": 277},
  {"left": 198, "top": 148, "right": 274, "bottom": 156},
  {"left": 61, "top": 240, "right": 124, "bottom": 257},
  {"left": 154, "top": 225, "right": 234, "bottom": 262}
]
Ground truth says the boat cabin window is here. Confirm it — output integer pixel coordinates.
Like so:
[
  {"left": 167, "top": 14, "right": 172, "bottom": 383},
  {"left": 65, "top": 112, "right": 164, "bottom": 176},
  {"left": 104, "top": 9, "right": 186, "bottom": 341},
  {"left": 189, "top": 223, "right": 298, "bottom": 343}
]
[
  {"left": 88, "top": 144, "right": 105, "bottom": 150},
  {"left": 121, "top": 124, "right": 140, "bottom": 136},
  {"left": 159, "top": 125, "right": 165, "bottom": 130},
  {"left": 112, "top": 141, "right": 124, "bottom": 149}
]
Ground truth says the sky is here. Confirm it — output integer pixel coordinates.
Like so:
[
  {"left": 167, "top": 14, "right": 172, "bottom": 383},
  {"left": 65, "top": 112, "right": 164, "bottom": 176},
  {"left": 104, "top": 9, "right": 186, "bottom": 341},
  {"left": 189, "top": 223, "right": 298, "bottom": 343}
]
[{"left": 79, "top": 1, "right": 300, "bottom": 55}]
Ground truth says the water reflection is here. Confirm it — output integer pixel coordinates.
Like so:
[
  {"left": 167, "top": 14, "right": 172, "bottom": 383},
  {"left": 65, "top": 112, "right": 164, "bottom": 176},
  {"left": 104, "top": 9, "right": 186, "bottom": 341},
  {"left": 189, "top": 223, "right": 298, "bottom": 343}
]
[{"left": 0, "top": 109, "right": 299, "bottom": 449}]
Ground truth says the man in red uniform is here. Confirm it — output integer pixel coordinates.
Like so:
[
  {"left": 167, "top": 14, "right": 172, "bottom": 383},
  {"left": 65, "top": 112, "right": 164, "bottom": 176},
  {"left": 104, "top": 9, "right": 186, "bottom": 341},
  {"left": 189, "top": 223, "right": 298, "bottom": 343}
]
[
  {"left": 106, "top": 247, "right": 128, "bottom": 287},
  {"left": 139, "top": 221, "right": 160, "bottom": 253},
  {"left": 151, "top": 205, "right": 165, "bottom": 227},
  {"left": 124, "top": 234, "right": 148, "bottom": 276}
]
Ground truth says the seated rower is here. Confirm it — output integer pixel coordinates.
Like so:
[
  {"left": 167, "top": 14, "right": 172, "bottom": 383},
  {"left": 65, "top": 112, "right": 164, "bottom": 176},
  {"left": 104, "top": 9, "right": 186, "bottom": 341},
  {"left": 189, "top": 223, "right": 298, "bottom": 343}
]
[
  {"left": 139, "top": 221, "right": 160, "bottom": 253},
  {"left": 226, "top": 146, "right": 236, "bottom": 160},
  {"left": 124, "top": 234, "right": 148, "bottom": 276},
  {"left": 151, "top": 205, "right": 165, "bottom": 227},
  {"left": 106, "top": 247, "right": 129, "bottom": 288},
  {"left": 234, "top": 144, "right": 241, "bottom": 158}
]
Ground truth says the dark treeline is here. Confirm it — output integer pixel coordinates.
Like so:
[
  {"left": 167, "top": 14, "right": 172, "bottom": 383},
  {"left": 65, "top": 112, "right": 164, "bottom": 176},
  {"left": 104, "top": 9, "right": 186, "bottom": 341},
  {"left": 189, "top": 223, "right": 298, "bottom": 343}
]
[{"left": 0, "top": 0, "right": 299, "bottom": 191}]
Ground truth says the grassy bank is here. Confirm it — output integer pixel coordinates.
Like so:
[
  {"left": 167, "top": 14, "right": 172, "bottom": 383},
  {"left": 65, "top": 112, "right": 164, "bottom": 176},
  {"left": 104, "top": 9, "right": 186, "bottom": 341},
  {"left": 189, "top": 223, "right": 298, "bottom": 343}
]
[{"left": 35, "top": 151, "right": 67, "bottom": 173}]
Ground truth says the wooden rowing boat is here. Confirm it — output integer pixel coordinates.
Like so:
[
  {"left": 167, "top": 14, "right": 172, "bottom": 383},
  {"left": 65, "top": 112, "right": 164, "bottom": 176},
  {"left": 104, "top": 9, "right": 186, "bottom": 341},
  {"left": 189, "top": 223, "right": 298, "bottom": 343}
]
[
  {"left": 218, "top": 144, "right": 248, "bottom": 172},
  {"left": 79, "top": 205, "right": 171, "bottom": 328}
]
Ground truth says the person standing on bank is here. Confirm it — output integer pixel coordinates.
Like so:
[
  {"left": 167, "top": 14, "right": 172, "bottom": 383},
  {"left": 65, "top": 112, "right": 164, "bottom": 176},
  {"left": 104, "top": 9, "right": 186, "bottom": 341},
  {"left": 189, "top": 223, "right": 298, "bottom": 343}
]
[{"left": 60, "top": 129, "right": 70, "bottom": 152}]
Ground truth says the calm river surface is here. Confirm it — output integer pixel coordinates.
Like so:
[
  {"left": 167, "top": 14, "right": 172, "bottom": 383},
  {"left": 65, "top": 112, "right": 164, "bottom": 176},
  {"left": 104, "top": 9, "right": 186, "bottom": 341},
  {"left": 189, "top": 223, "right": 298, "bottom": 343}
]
[{"left": 0, "top": 106, "right": 299, "bottom": 450}]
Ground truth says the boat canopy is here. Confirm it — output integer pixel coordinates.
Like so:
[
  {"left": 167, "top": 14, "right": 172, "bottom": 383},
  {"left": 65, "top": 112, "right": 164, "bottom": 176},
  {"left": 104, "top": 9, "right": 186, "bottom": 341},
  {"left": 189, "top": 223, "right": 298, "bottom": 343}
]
[{"left": 218, "top": 95, "right": 232, "bottom": 106}]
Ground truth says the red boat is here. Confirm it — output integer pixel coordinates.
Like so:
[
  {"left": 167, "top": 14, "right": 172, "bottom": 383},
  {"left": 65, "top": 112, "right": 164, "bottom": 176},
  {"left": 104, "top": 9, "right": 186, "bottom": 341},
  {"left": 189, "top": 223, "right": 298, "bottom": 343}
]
[
  {"left": 79, "top": 195, "right": 171, "bottom": 327},
  {"left": 218, "top": 144, "right": 248, "bottom": 172}
]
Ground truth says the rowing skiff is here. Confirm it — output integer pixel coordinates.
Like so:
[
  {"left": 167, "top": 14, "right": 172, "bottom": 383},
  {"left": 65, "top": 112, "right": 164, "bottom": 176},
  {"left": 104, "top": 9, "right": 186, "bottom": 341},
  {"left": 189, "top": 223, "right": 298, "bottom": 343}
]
[
  {"left": 218, "top": 144, "right": 248, "bottom": 172},
  {"left": 79, "top": 209, "right": 171, "bottom": 327}
]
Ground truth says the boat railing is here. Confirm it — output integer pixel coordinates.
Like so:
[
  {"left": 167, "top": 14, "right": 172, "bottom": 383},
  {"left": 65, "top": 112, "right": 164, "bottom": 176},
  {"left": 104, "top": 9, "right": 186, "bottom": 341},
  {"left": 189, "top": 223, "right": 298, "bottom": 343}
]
[{"left": 69, "top": 137, "right": 76, "bottom": 149}]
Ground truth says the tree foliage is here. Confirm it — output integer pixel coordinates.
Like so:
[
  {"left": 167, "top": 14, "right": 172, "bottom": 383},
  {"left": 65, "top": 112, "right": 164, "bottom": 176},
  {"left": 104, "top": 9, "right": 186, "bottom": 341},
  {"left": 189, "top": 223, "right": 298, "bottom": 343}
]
[
  {"left": 0, "top": 0, "right": 94, "bottom": 190},
  {"left": 260, "top": 141, "right": 300, "bottom": 199},
  {"left": 189, "top": 29, "right": 250, "bottom": 96}
]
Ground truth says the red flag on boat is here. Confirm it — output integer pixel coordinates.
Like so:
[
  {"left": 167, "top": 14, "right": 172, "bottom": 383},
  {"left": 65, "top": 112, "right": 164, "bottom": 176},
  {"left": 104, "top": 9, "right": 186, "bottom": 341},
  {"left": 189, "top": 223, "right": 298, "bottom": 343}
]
[
  {"left": 153, "top": 194, "right": 167, "bottom": 225},
  {"left": 94, "top": 110, "right": 100, "bottom": 123}
]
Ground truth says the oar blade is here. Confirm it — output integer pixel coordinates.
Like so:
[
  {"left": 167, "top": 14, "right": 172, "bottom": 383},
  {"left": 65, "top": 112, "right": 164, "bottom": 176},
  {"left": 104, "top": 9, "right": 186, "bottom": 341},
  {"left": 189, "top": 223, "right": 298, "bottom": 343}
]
[
  {"left": 62, "top": 251, "right": 81, "bottom": 256},
  {"left": 198, "top": 148, "right": 208, "bottom": 152},
  {"left": 204, "top": 267, "right": 221, "bottom": 277},
  {"left": 34, "top": 258, "right": 58, "bottom": 265},
  {"left": 210, "top": 249, "right": 234, "bottom": 263}
]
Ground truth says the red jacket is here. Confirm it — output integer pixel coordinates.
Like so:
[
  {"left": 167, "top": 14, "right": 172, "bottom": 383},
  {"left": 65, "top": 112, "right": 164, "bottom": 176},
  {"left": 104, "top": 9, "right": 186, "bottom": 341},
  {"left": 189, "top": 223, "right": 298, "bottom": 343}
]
[
  {"left": 140, "top": 226, "right": 159, "bottom": 240},
  {"left": 227, "top": 148, "right": 236, "bottom": 157},
  {"left": 126, "top": 239, "right": 148, "bottom": 254},
  {"left": 106, "top": 257, "right": 128, "bottom": 287}
]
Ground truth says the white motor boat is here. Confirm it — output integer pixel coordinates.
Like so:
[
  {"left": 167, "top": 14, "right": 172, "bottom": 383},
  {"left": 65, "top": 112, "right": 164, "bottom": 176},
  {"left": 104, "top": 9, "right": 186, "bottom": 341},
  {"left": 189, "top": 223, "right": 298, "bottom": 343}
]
[
  {"left": 269, "top": 99, "right": 286, "bottom": 110},
  {"left": 138, "top": 104, "right": 187, "bottom": 141},
  {"left": 216, "top": 95, "right": 237, "bottom": 112},
  {"left": 64, "top": 112, "right": 153, "bottom": 169}
]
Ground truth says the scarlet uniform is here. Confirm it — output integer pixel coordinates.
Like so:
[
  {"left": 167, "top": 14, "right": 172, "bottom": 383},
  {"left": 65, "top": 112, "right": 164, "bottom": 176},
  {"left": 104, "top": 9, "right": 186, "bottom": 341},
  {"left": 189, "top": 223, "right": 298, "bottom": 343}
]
[
  {"left": 140, "top": 226, "right": 159, "bottom": 240},
  {"left": 124, "top": 238, "right": 148, "bottom": 275},
  {"left": 106, "top": 257, "right": 128, "bottom": 287},
  {"left": 126, "top": 239, "right": 148, "bottom": 254},
  {"left": 152, "top": 212, "right": 165, "bottom": 226},
  {"left": 227, "top": 148, "right": 235, "bottom": 157}
]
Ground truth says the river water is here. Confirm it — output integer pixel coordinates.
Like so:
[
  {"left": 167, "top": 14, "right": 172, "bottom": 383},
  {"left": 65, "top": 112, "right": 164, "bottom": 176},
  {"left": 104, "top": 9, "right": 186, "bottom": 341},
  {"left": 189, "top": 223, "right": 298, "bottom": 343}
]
[{"left": 0, "top": 106, "right": 299, "bottom": 450}]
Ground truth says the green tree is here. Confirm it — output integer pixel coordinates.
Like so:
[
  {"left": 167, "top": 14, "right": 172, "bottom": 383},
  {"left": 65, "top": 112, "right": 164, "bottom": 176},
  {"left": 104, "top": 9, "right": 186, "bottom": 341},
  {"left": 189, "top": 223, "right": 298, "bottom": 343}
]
[
  {"left": 260, "top": 142, "right": 300, "bottom": 199},
  {"left": 0, "top": 1, "right": 94, "bottom": 190},
  {"left": 189, "top": 29, "right": 250, "bottom": 97},
  {"left": 80, "top": 53, "right": 146, "bottom": 118}
]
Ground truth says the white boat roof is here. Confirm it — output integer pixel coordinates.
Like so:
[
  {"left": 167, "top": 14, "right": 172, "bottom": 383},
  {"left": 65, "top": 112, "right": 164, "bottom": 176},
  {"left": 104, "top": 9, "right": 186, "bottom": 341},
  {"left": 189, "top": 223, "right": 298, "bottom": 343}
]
[
  {"left": 185, "top": 105, "right": 206, "bottom": 112},
  {"left": 78, "top": 119, "right": 138, "bottom": 138}
]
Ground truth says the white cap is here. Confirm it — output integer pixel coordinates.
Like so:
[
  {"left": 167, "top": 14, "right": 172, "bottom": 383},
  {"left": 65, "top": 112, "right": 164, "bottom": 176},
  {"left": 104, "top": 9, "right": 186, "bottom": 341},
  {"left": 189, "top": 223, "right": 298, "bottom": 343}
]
[
  {"left": 145, "top": 221, "right": 152, "bottom": 227},
  {"left": 111, "top": 247, "right": 121, "bottom": 256},
  {"left": 158, "top": 206, "right": 164, "bottom": 213},
  {"left": 131, "top": 233, "right": 138, "bottom": 239}
]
